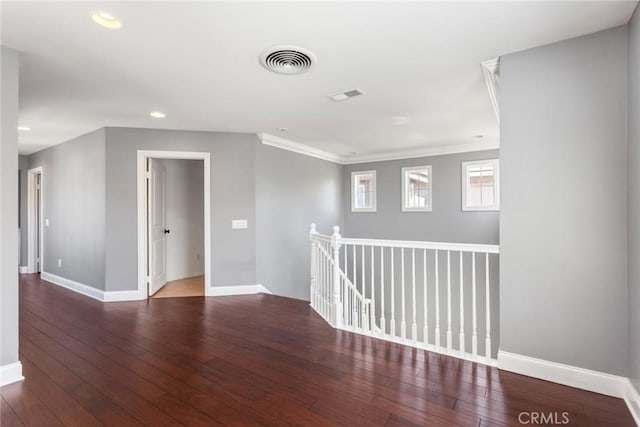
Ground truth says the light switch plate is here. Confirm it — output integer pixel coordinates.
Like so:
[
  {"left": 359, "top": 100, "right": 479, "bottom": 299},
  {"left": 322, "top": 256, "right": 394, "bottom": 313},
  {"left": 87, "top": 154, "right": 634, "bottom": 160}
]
[
  {"left": 45, "top": 219, "right": 50, "bottom": 227},
  {"left": 231, "top": 219, "right": 248, "bottom": 229}
]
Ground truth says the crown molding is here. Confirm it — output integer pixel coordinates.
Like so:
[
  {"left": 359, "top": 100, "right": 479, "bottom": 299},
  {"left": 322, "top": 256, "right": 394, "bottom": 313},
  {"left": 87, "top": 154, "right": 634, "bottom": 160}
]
[
  {"left": 481, "top": 57, "right": 500, "bottom": 123},
  {"left": 258, "top": 133, "right": 499, "bottom": 165},
  {"left": 258, "top": 133, "right": 344, "bottom": 164},
  {"left": 342, "top": 139, "right": 499, "bottom": 164}
]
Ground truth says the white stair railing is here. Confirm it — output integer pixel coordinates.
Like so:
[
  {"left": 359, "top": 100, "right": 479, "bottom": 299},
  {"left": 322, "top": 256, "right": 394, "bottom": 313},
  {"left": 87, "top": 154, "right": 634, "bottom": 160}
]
[
  {"left": 309, "top": 224, "right": 500, "bottom": 365},
  {"left": 310, "top": 225, "right": 374, "bottom": 332}
]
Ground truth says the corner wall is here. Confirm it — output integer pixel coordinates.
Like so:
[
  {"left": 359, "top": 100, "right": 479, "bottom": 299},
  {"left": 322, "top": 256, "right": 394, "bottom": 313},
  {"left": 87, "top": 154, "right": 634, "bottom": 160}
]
[
  {"left": 628, "top": 4, "right": 640, "bottom": 393},
  {"left": 500, "top": 26, "right": 629, "bottom": 376},
  {"left": 255, "top": 143, "right": 343, "bottom": 300},
  {"left": 29, "top": 129, "right": 107, "bottom": 290},
  {"left": 0, "top": 46, "right": 21, "bottom": 382}
]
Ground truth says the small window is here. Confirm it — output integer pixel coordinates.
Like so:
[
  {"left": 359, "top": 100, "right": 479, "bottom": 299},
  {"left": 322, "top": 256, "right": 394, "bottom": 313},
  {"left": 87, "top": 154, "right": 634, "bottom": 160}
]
[
  {"left": 402, "top": 165, "right": 432, "bottom": 212},
  {"left": 462, "top": 159, "right": 499, "bottom": 211},
  {"left": 351, "top": 171, "right": 376, "bottom": 212}
]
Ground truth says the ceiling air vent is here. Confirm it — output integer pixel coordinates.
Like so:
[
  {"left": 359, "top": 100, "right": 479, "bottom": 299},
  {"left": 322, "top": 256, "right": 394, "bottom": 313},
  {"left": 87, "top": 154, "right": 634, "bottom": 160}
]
[
  {"left": 329, "top": 89, "right": 365, "bottom": 102},
  {"left": 260, "top": 45, "right": 316, "bottom": 75}
]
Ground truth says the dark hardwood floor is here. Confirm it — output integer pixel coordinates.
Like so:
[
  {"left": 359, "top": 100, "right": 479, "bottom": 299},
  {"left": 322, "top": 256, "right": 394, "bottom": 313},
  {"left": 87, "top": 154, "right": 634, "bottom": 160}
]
[{"left": 1, "top": 274, "right": 634, "bottom": 426}]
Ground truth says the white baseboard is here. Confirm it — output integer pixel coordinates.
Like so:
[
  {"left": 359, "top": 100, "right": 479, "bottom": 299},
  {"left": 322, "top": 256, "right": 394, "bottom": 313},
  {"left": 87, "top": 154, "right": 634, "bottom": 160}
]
[
  {"left": 103, "top": 290, "right": 142, "bottom": 302},
  {"left": 0, "top": 361, "right": 24, "bottom": 387},
  {"left": 497, "top": 350, "right": 629, "bottom": 398},
  {"left": 41, "top": 271, "right": 105, "bottom": 301},
  {"left": 624, "top": 379, "right": 640, "bottom": 426},
  {"left": 499, "top": 351, "right": 640, "bottom": 423},
  {"left": 207, "top": 284, "right": 271, "bottom": 297},
  {"left": 41, "top": 272, "right": 143, "bottom": 302},
  {"left": 18, "top": 266, "right": 28, "bottom": 274}
]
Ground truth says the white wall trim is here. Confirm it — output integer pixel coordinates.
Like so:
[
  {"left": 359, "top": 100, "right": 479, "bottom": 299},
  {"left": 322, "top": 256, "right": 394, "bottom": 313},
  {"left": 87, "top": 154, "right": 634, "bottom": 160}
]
[
  {"left": 42, "top": 270, "right": 272, "bottom": 301},
  {"left": 624, "top": 379, "right": 640, "bottom": 426},
  {"left": 207, "top": 284, "right": 272, "bottom": 297},
  {"left": 103, "top": 290, "right": 143, "bottom": 302},
  {"left": 0, "top": 361, "right": 24, "bottom": 387},
  {"left": 497, "top": 350, "right": 629, "bottom": 398},
  {"left": 26, "top": 166, "right": 43, "bottom": 274},
  {"left": 41, "top": 271, "right": 105, "bottom": 301},
  {"left": 41, "top": 271, "right": 143, "bottom": 302},
  {"left": 481, "top": 57, "right": 500, "bottom": 122},
  {"left": 18, "top": 266, "right": 28, "bottom": 274},
  {"left": 137, "top": 150, "right": 211, "bottom": 300},
  {"left": 258, "top": 132, "right": 499, "bottom": 165},
  {"left": 343, "top": 140, "right": 500, "bottom": 165},
  {"left": 258, "top": 133, "right": 343, "bottom": 164}
]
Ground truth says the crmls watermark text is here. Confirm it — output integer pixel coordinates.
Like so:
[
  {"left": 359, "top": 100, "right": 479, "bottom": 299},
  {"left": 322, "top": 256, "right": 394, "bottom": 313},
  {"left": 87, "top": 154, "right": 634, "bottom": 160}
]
[{"left": 518, "top": 411, "right": 570, "bottom": 425}]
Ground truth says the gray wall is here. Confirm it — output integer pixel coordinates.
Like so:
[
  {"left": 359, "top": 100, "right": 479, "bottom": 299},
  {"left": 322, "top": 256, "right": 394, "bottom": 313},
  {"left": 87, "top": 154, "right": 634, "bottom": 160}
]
[
  {"left": 105, "top": 128, "right": 257, "bottom": 292},
  {"left": 343, "top": 150, "right": 500, "bottom": 244},
  {"left": 159, "top": 159, "right": 205, "bottom": 282},
  {"left": 1, "top": 46, "right": 20, "bottom": 368},
  {"left": 29, "top": 129, "right": 106, "bottom": 290},
  {"left": 255, "top": 143, "right": 343, "bottom": 300},
  {"left": 18, "top": 155, "right": 28, "bottom": 266},
  {"left": 500, "top": 26, "right": 629, "bottom": 376},
  {"left": 628, "top": 5, "right": 640, "bottom": 393}
]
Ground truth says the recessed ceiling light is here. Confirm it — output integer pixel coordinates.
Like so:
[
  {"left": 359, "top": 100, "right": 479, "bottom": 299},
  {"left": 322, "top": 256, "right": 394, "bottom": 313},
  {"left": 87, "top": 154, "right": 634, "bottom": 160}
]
[
  {"left": 18, "top": 126, "right": 31, "bottom": 131},
  {"left": 92, "top": 12, "right": 122, "bottom": 29},
  {"left": 150, "top": 111, "right": 166, "bottom": 119},
  {"left": 474, "top": 135, "right": 484, "bottom": 139}
]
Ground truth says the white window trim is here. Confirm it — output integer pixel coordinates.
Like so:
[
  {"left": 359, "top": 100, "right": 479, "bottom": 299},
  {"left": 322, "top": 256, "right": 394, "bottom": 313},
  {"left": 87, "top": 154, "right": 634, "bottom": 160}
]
[
  {"left": 461, "top": 158, "right": 500, "bottom": 212},
  {"left": 351, "top": 170, "right": 377, "bottom": 212},
  {"left": 401, "top": 165, "right": 432, "bottom": 212}
]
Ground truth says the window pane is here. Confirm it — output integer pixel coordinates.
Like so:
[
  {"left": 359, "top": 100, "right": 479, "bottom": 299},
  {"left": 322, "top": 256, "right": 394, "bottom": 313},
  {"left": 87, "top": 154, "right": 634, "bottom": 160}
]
[
  {"left": 481, "top": 185, "right": 494, "bottom": 206},
  {"left": 466, "top": 164, "right": 496, "bottom": 207},
  {"left": 468, "top": 185, "right": 482, "bottom": 206},
  {"left": 407, "top": 171, "right": 429, "bottom": 208},
  {"left": 355, "top": 174, "right": 374, "bottom": 209},
  {"left": 406, "top": 169, "right": 429, "bottom": 208}
]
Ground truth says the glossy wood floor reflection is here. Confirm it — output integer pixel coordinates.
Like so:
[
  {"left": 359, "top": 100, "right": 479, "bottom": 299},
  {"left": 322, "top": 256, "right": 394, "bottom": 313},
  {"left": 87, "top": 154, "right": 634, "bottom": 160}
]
[{"left": 2, "top": 275, "right": 634, "bottom": 426}]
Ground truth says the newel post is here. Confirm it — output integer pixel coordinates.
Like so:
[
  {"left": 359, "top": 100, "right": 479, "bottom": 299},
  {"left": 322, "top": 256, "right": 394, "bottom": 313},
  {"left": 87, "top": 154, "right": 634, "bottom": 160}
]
[
  {"left": 309, "top": 224, "right": 318, "bottom": 308},
  {"left": 331, "top": 225, "right": 343, "bottom": 328}
]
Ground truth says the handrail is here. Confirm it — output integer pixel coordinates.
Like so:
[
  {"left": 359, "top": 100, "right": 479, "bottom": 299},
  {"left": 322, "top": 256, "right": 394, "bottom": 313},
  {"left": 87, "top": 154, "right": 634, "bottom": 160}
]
[
  {"left": 338, "top": 237, "right": 499, "bottom": 254},
  {"left": 311, "top": 230, "right": 499, "bottom": 254},
  {"left": 312, "top": 233, "right": 332, "bottom": 242}
]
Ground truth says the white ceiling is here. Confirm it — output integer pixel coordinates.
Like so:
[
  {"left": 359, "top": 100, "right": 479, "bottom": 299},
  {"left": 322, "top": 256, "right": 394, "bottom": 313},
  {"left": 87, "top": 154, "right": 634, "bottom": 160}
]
[{"left": 2, "top": 1, "right": 637, "bottom": 157}]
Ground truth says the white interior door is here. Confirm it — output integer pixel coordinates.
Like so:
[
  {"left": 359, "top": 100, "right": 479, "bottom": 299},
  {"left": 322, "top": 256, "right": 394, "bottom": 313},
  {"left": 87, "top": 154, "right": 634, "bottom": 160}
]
[{"left": 148, "top": 159, "right": 168, "bottom": 296}]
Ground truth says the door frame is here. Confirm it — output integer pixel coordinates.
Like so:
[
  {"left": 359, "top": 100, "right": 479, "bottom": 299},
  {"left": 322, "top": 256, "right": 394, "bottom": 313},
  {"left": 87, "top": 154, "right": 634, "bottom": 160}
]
[
  {"left": 26, "top": 166, "right": 44, "bottom": 274},
  {"left": 137, "top": 150, "right": 211, "bottom": 299}
]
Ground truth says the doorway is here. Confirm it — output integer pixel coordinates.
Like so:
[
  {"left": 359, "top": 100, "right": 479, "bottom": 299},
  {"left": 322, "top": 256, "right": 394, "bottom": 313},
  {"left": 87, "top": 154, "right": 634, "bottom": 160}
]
[
  {"left": 137, "top": 151, "right": 211, "bottom": 299},
  {"left": 27, "top": 167, "right": 43, "bottom": 274}
]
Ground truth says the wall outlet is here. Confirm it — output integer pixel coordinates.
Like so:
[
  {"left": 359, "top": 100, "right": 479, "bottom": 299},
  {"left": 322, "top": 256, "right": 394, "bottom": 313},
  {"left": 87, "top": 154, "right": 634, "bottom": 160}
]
[
  {"left": 232, "top": 219, "right": 248, "bottom": 229},
  {"left": 58, "top": 258, "right": 62, "bottom": 268}
]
